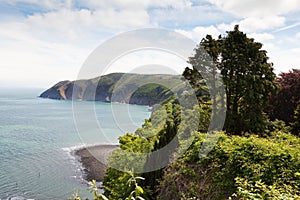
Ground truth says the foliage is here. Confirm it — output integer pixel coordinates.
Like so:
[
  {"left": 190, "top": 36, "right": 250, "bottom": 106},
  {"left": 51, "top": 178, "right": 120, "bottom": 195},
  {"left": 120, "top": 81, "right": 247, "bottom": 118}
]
[
  {"left": 141, "top": 101, "right": 181, "bottom": 198},
  {"left": 125, "top": 172, "right": 146, "bottom": 200},
  {"left": 131, "top": 83, "right": 173, "bottom": 105},
  {"left": 185, "top": 25, "right": 278, "bottom": 135},
  {"left": 69, "top": 171, "right": 145, "bottom": 200},
  {"left": 103, "top": 99, "right": 177, "bottom": 199},
  {"left": 72, "top": 129, "right": 300, "bottom": 200},
  {"left": 86, "top": 25, "right": 297, "bottom": 200},
  {"left": 264, "top": 119, "right": 289, "bottom": 136},
  {"left": 268, "top": 69, "right": 300, "bottom": 124},
  {"left": 230, "top": 177, "right": 300, "bottom": 199},
  {"left": 220, "top": 25, "right": 278, "bottom": 134},
  {"left": 102, "top": 96, "right": 213, "bottom": 199},
  {"left": 157, "top": 132, "right": 300, "bottom": 199},
  {"left": 291, "top": 101, "right": 300, "bottom": 136},
  {"left": 182, "top": 67, "right": 210, "bottom": 103},
  {"left": 87, "top": 180, "right": 108, "bottom": 200}
]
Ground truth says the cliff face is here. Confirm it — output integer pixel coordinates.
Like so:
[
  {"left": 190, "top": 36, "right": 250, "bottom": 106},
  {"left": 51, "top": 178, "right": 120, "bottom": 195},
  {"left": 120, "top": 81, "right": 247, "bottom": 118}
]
[
  {"left": 40, "top": 73, "right": 183, "bottom": 106},
  {"left": 39, "top": 80, "right": 72, "bottom": 100}
]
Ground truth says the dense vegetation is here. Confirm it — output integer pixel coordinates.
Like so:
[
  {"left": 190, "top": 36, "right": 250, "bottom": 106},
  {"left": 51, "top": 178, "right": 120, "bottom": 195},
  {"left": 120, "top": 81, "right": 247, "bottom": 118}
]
[
  {"left": 268, "top": 69, "right": 300, "bottom": 124},
  {"left": 158, "top": 132, "right": 300, "bottom": 199},
  {"left": 292, "top": 101, "right": 300, "bottom": 136},
  {"left": 73, "top": 26, "right": 300, "bottom": 200}
]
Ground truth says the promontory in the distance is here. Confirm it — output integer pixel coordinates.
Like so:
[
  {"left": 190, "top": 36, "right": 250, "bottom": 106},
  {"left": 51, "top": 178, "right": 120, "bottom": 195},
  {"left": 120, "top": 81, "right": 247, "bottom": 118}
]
[{"left": 40, "top": 73, "right": 184, "bottom": 106}]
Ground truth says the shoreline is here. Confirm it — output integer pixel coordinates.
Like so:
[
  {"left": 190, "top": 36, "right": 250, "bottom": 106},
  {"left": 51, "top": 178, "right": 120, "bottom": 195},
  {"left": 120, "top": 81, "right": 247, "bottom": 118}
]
[{"left": 74, "top": 144, "right": 119, "bottom": 182}]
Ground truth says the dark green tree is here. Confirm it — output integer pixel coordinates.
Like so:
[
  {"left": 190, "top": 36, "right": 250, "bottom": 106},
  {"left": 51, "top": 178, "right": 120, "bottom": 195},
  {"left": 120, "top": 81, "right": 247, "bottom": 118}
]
[
  {"left": 141, "top": 101, "right": 180, "bottom": 199},
  {"left": 185, "top": 25, "right": 278, "bottom": 134},
  {"left": 222, "top": 25, "right": 279, "bottom": 134}
]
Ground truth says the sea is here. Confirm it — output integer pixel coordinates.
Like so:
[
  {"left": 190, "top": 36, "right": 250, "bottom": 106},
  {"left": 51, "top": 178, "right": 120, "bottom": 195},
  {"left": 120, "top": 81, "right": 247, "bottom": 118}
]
[{"left": 0, "top": 88, "right": 151, "bottom": 200}]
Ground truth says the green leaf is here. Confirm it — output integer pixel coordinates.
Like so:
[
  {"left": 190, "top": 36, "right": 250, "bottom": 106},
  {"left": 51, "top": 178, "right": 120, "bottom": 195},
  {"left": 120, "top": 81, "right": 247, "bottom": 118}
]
[{"left": 135, "top": 186, "right": 144, "bottom": 194}]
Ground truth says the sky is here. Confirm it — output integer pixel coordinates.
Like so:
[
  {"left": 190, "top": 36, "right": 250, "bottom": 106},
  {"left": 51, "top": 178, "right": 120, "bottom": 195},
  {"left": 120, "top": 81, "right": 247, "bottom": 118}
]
[{"left": 0, "top": 0, "right": 300, "bottom": 88}]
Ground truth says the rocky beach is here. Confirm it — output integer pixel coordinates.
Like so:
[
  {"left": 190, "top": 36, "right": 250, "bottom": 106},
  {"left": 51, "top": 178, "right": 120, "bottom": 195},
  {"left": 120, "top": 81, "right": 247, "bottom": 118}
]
[{"left": 74, "top": 145, "right": 119, "bottom": 182}]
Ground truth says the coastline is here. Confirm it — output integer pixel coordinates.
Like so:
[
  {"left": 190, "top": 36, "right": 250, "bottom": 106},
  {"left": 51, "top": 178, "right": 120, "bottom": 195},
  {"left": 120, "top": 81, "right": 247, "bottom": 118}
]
[{"left": 74, "top": 144, "right": 119, "bottom": 182}]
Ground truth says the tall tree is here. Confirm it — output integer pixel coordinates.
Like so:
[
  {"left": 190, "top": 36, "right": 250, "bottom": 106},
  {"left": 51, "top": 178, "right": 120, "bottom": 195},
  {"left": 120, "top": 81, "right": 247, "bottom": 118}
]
[
  {"left": 185, "top": 25, "right": 278, "bottom": 134},
  {"left": 268, "top": 69, "right": 300, "bottom": 124},
  {"left": 221, "top": 25, "right": 278, "bottom": 134},
  {"left": 185, "top": 34, "right": 225, "bottom": 130}
]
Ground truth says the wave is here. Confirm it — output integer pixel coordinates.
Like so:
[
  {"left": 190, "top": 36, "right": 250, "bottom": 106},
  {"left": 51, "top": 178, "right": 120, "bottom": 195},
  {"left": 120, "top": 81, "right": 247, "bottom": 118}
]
[
  {"left": 6, "top": 195, "right": 34, "bottom": 200},
  {"left": 61, "top": 144, "right": 87, "bottom": 153},
  {"left": 61, "top": 142, "right": 120, "bottom": 153}
]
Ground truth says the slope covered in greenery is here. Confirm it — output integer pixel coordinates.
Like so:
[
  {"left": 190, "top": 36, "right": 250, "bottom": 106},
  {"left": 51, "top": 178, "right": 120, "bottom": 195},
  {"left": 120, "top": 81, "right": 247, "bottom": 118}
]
[
  {"left": 99, "top": 100, "right": 300, "bottom": 199},
  {"left": 99, "top": 26, "right": 300, "bottom": 200},
  {"left": 71, "top": 25, "right": 300, "bottom": 200},
  {"left": 40, "top": 73, "right": 181, "bottom": 106},
  {"left": 158, "top": 132, "right": 300, "bottom": 199}
]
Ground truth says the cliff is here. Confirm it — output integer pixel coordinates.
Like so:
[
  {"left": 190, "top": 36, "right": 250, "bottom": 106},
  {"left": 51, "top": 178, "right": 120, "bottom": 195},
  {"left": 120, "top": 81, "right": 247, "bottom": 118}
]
[{"left": 40, "top": 73, "right": 183, "bottom": 106}]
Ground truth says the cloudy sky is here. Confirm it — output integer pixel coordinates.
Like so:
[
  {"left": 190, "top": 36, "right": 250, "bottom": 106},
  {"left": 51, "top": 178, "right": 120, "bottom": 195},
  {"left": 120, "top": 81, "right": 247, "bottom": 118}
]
[{"left": 0, "top": 0, "right": 300, "bottom": 88}]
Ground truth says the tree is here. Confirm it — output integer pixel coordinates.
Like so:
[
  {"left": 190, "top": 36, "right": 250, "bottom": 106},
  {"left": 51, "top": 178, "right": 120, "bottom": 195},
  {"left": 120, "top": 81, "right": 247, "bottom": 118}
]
[
  {"left": 222, "top": 25, "right": 279, "bottom": 134},
  {"left": 268, "top": 69, "right": 300, "bottom": 124},
  {"left": 141, "top": 101, "right": 180, "bottom": 199},
  {"left": 291, "top": 101, "right": 300, "bottom": 136},
  {"left": 185, "top": 25, "right": 278, "bottom": 134},
  {"left": 182, "top": 67, "right": 209, "bottom": 102}
]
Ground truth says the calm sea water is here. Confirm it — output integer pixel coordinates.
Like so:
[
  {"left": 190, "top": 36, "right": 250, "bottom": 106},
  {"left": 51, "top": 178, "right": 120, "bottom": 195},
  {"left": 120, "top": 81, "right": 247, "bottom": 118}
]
[{"left": 0, "top": 88, "right": 150, "bottom": 200}]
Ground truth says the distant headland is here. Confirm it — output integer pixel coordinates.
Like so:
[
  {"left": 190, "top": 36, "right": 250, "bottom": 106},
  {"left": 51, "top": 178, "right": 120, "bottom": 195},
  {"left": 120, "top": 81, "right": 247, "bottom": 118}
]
[{"left": 40, "top": 73, "right": 183, "bottom": 106}]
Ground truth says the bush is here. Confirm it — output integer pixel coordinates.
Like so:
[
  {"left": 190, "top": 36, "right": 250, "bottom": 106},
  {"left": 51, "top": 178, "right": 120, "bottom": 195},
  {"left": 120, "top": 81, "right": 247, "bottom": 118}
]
[
  {"left": 231, "top": 177, "right": 300, "bottom": 199},
  {"left": 158, "top": 132, "right": 300, "bottom": 199}
]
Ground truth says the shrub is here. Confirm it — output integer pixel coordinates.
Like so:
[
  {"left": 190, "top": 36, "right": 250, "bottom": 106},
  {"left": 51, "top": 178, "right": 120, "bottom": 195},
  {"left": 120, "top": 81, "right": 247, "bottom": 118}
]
[
  {"left": 158, "top": 132, "right": 300, "bottom": 199},
  {"left": 230, "top": 177, "right": 300, "bottom": 199}
]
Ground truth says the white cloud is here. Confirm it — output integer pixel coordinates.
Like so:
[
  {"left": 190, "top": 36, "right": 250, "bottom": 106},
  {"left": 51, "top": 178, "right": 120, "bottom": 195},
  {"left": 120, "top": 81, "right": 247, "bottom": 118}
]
[
  {"left": 239, "top": 16, "right": 285, "bottom": 32},
  {"left": 248, "top": 33, "right": 275, "bottom": 42},
  {"left": 0, "top": 26, "right": 90, "bottom": 87},
  {"left": 0, "top": 3, "right": 153, "bottom": 86},
  {"left": 92, "top": 9, "right": 150, "bottom": 30},
  {"left": 209, "top": 0, "right": 300, "bottom": 32},
  {"left": 247, "top": 33, "right": 276, "bottom": 53},
  {"left": 149, "top": 3, "right": 235, "bottom": 29},
  {"left": 106, "top": 50, "right": 188, "bottom": 75},
  {"left": 0, "top": 0, "right": 299, "bottom": 87},
  {"left": 270, "top": 47, "right": 300, "bottom": 74},
  {"left": 0, "top": 16, "right": 93, "bottom": 88},
  {"left": 177, "top": 25, "right": 276, "bottom": 45},
  {"left": 217, "top": 22, "right": 236, "bottom": 32},
  {"left": 176, "top": 25, "right": 221, "bottom": 42},
  {"left": 79, "top": 0, "right": 149, "bottom": 11},
  {"left": 209, "top": 0, "right": 300, "bottom": 18},
  {"left": 25, "top": 8, "right": 150, "bottom": 38},
  {"left": 82, "top": 0, "right": 192, "bottom": 10},
  {"left": 296, "top": 32, "right": 300, "bottom": 39},
  {"left": 148, "top": 0, "right": 192, "bottom": 9},
  {"left": 218, "top": 16, "right": 285, "bottom": 32},
  {"left": 2, "top": 0, "right": 72, "bottom": 10}
]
